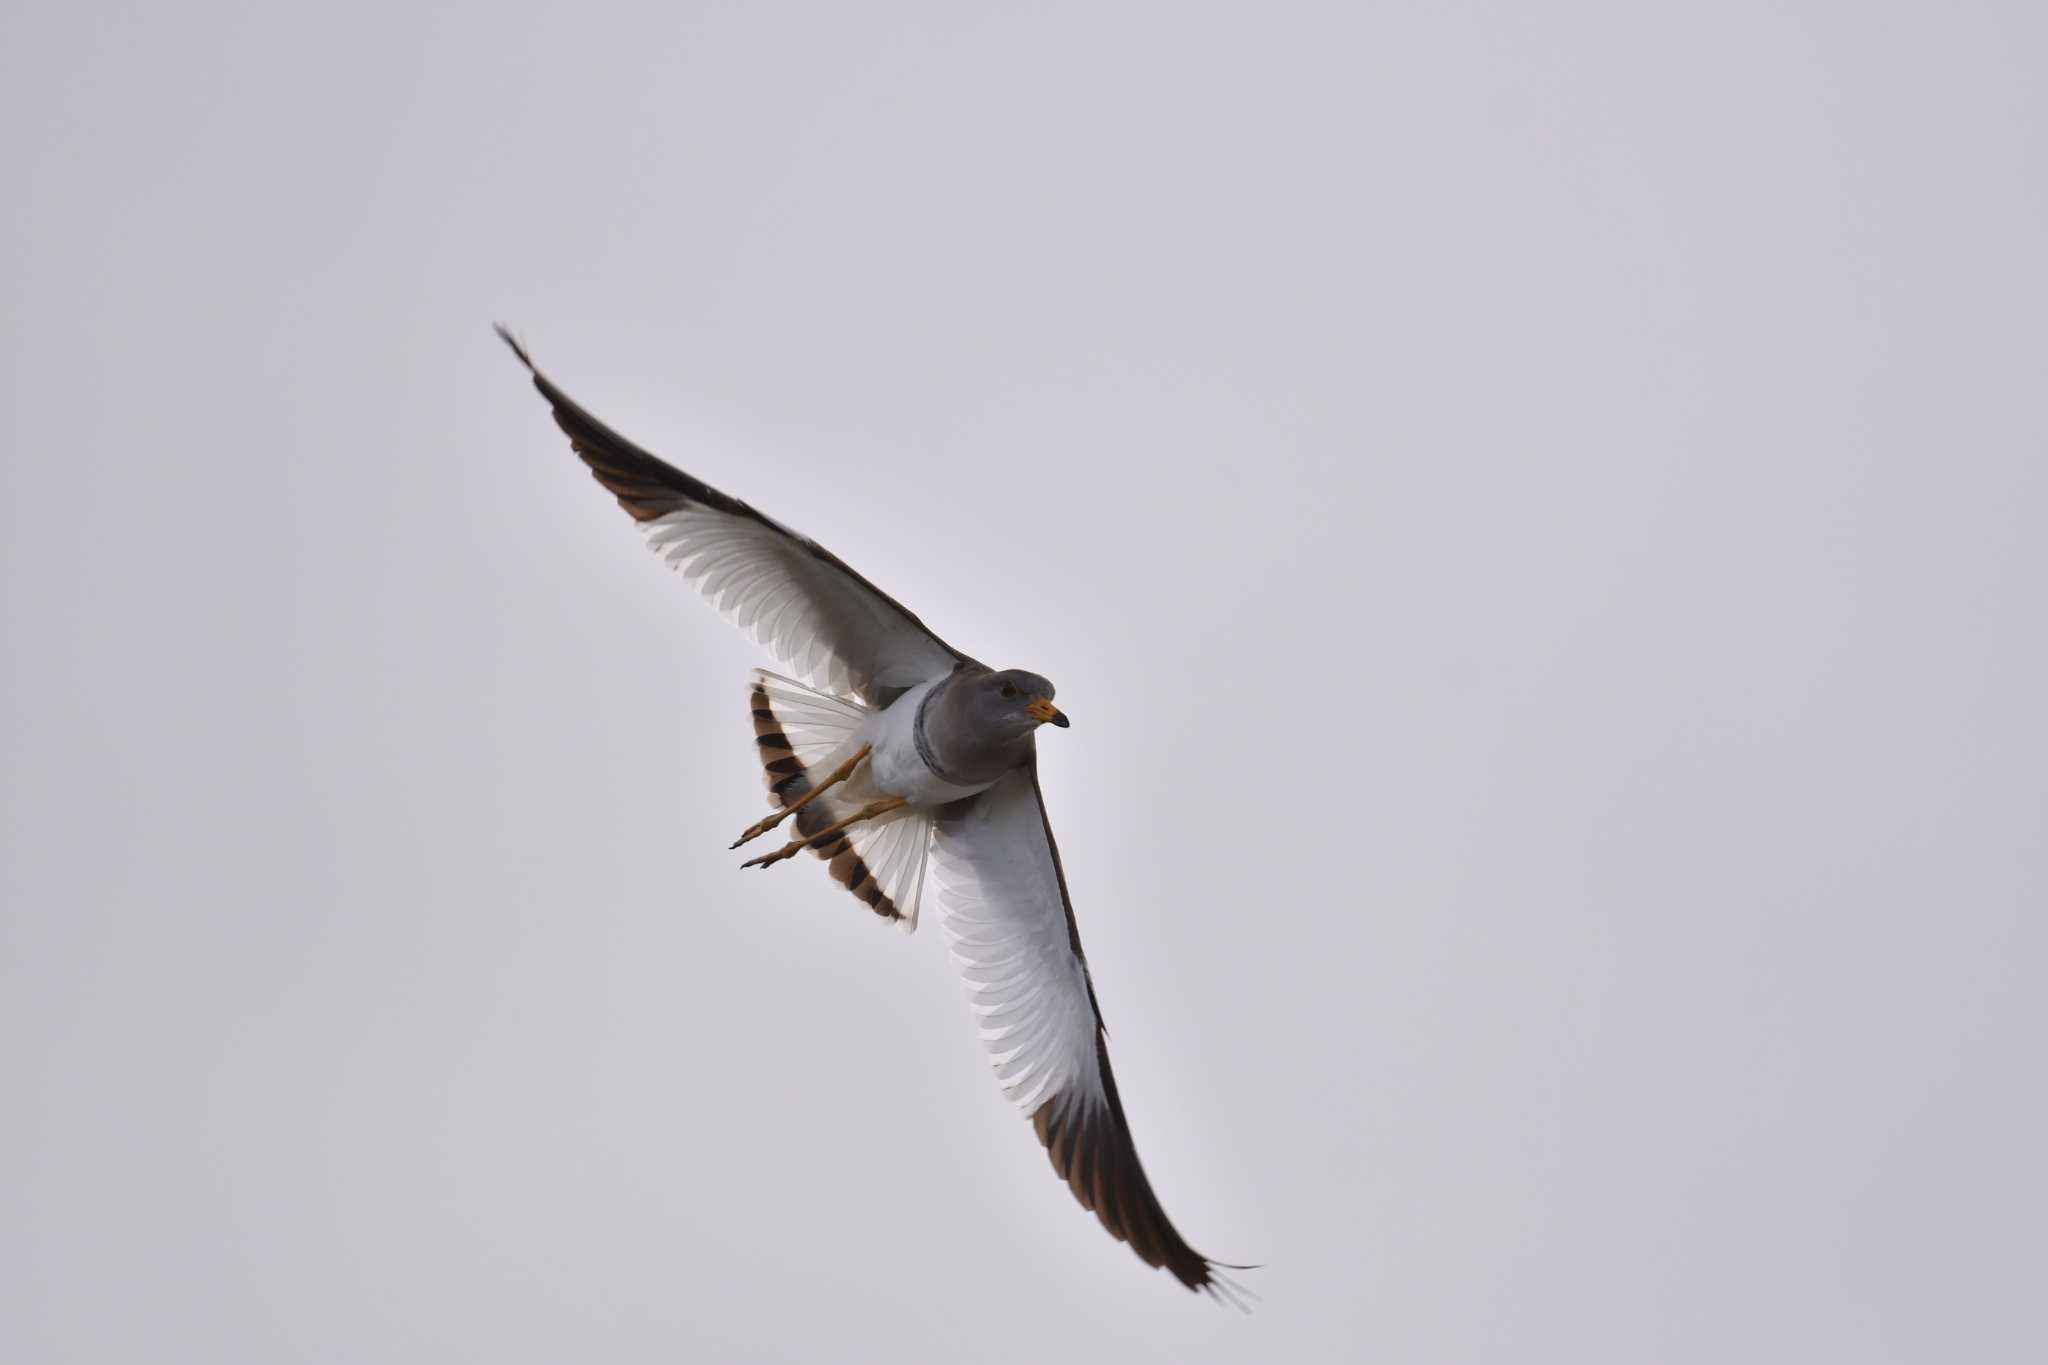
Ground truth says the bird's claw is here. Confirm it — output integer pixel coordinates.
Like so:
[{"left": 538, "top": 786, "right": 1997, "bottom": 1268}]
[{"left": 741, "top": 839, "right": 806, "bottom": 870}]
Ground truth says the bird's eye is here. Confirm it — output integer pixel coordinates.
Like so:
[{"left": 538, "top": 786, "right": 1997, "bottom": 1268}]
[{"left": 1000, "top": 683, "right": 1017, "bottom": 699}]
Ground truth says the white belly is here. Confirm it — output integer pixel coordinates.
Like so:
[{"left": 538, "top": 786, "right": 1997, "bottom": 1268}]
[{"left": 863, "top": 679, "right": 996, "bottom": 807}]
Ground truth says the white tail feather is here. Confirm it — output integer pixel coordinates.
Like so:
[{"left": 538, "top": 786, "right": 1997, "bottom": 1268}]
[{"left": 747, "top": 670, "right": 933, "bottom": 930}]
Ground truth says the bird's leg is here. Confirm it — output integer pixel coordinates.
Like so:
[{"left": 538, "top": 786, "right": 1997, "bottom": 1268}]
[
  {"left": 740, "top": 796, "right": 908, "bottom": 870},
  {"left": 730, "top": 744, "right": 872, "bottom": 849}
]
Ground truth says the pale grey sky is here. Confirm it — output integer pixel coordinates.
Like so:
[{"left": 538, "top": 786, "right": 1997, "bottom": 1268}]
[{"left": 4, "top": 1, "right": 2044, "bottom": 1360}]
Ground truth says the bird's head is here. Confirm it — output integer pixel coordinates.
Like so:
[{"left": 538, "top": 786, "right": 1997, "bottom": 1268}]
[{"left": 963, "top": 668, "right": 1069, "bottom": 736}]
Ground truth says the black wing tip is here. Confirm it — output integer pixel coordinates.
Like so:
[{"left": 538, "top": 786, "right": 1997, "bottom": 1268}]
[
  {"left": 1198, "top": 1265, "right": 1261, "bottom": 1313},
  {"left": 1033, "top": 1087, "right": 1254, "bottom": 1306},
  {"left": 1184, "top": 1254, "right": 1261, "bottom": 1307},
  {"left": 493, "top": 321, "right": 536, "bottom": 373}
]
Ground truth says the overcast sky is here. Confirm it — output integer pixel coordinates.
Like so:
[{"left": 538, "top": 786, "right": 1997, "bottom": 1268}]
[{"left": 4, "top": 1, "right": 2044, "bottom": 1361}]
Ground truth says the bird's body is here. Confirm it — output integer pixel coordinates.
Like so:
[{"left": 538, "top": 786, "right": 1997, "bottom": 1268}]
[
  {"left": 498, "top": 326, "right": 1246, "bottom": 1305},
  {"left": 860, "top": 671, "right": 1011, "bottom": 808}
]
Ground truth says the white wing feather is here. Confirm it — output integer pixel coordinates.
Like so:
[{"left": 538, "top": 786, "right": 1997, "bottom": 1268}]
[
  {"left": 932, "top": 768, "right": 1105, "bottom": 1113},
  {"left": 647, "top": 507, "right": 956, "bottom": 701}
]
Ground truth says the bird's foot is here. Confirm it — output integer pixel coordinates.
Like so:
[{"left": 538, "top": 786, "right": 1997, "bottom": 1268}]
[
  {"left": 730, "top": 743, "right": 872, "bottom": 849},
  {"left": 741, "top": 838, "right": 810, "bottom": 870},
  {"left": 731, "top": 813, "right": 791, "bottom": 850},
  {"left": 738, "top": 796, "right": 909, "bottom": 870}
]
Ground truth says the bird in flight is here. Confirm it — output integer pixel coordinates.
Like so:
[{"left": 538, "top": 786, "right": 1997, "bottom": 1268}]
[{"left": 497, "top": 327, "right": 1247, "bottom": 1304}]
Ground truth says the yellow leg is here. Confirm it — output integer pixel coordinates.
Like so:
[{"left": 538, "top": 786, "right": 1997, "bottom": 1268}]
[
  {"left": 741, "top": 796, "right": 908, "bottom": 870},
  {"left": 730, "top": 744, "right": 872, "bottom": 849}
]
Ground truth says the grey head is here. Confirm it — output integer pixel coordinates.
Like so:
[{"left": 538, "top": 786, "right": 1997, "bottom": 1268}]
[{"left": 921, "top": 666, "right": 1070, "bottom": 787}]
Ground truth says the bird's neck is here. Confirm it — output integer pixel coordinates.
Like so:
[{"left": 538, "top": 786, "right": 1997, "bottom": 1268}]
[{"left": 917, "top": 676, "right": 1033, "bottom": 788}]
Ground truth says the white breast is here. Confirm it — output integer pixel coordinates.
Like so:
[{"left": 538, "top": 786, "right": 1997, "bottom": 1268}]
[{"left": 866, "top": 679, "right": 996, "bottom": 808}]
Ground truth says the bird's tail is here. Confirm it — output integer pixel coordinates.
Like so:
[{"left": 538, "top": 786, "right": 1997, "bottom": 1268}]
[{"left": 746, "top": 671, "right": 932, "bottom": 930}]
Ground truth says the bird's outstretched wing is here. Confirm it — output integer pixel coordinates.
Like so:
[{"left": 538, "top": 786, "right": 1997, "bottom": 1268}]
[
  {"left": 498, "top": 327, "right": 972, "bottom": 705},
  {"left": 932, "top": 764, "right": 1246, "bottom": 1303}
]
